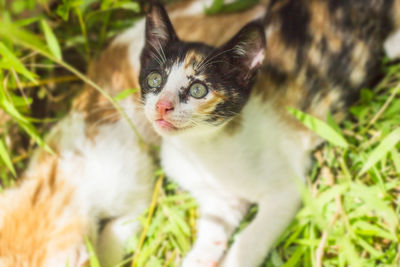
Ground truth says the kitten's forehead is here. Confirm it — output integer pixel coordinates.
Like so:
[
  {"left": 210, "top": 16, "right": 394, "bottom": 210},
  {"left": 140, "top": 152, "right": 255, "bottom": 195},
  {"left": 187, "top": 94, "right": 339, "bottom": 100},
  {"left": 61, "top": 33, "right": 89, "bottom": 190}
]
[
  {"left": 163, "top": 62, "right": 192, "bottom": 93},
  {"left": 162, "top": 48, "right": 208, "bottom": 92},
  {"left": 169, "top": 49, "right": 207, "bottom": 75},
  {"left": 165, "top": 46, "right": 209, "bottom": 73},
  {"left": 183, "top": 49, "right": 206, "bottom": 70}
]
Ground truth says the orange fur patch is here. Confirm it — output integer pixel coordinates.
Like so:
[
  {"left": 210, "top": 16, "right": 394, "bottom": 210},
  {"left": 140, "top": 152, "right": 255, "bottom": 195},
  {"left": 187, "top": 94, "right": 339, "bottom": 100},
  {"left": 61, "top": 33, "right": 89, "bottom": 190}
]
[
  {"left": 198, "top": 90, "right": 226, "bottom": 115},
  {"left": 309, "top": 1, "right": 342, "bottom": 53},
  {"left": 172, "top": 4, "right": 265, "bottom": 46},
  {"left": 72, "top": 45, "right": 141, "bottom": 138},
  {"left": 265, "top": 27, "right": 297, "bottom": 72},
  {"left": 184, "top": 50, "right": 205, "bottom": 70},
  {"left": 0, "top": 157, "right": 88, "bottom": 267},
  {"left": 393, "top": 0, "right": 400, "bottom": 27}
]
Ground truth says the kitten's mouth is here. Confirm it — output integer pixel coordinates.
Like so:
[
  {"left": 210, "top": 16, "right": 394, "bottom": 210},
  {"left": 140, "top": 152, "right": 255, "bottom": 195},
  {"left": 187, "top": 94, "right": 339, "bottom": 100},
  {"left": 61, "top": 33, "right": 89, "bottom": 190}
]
[
  {"left": 154, "top": 118, "right": 193, "bottom": 134},
  {"left": 155, "top": 119, "right": 178, "bottom": 131}
]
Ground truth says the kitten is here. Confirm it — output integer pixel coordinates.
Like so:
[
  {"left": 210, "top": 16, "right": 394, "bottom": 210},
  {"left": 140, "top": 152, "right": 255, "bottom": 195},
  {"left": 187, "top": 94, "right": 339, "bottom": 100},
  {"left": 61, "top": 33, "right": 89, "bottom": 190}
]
[
  {"left": 0, "top": 1, "right": 266, "bottom": 266},
  {"left": 139, "top": 1, "right": 400, "bottom": 267}
]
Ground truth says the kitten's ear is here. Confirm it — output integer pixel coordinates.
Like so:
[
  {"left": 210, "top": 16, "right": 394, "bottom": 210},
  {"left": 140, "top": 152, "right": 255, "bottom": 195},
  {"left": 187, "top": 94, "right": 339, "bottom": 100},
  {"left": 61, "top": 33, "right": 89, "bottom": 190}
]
[
  {"left": 145, "top": 0, "right": 177, "bottom": 48},
  {"left": 215, "top": 21, "right": 266, "bottom": 87}
]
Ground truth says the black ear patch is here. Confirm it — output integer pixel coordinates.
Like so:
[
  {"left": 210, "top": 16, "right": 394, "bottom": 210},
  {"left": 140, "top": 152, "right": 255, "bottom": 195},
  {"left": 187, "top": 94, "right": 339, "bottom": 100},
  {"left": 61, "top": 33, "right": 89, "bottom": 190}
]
[
  {"left": 212, "top": 21, "right": 266, "bottom": 88},
  {"left": 145, "top": 0, "right": 177, "bottom": 50}
]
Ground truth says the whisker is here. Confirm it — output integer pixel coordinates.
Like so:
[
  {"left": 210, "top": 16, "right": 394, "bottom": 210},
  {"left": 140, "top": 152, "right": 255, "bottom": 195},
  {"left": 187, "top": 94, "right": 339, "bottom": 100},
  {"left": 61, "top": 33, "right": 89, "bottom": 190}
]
[
  {"left": 147, "top": 41, "right": 165, "bottom": 66},
  {"left": 151, "top": 51, "right": 163, "bottom": 66},
  {"left": 188, "top": 118, "right": 203, "bottom": 127},
  {"left": 89, "top": 106, "right": 119, "bottom": 114},
  {"left": 197, "top": 60, "right": 229, "bottom": 72},
  {"left": 157, "top": 40, "right": 167, "bottom": 63},
  {"left": 86, "top": 102, "right": 130, "bottom": 116},
  {"left": 91, "top": 112, "right": 122, "bottom": 127},
  {"left": 137, "top": 99, "right": 147, "bottom": 106},
  {"left": 134, "top": 105, "right": 146, "bottom": 112},
  {"left": 197, "top": 48, "right": 235, "bottom": 72}
]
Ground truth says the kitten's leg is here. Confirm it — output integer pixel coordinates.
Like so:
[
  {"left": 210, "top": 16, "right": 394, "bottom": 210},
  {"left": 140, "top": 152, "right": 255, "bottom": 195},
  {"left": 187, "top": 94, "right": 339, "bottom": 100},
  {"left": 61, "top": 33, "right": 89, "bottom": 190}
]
[
  {"left": 220, "top": 184, "right": 301, "bottom": 267},
  {"left": 182, "top": 194, "right": 250, "bottom": 267},
  {"left": 96, "top": 213, "right": 142, "bottom": 267}
]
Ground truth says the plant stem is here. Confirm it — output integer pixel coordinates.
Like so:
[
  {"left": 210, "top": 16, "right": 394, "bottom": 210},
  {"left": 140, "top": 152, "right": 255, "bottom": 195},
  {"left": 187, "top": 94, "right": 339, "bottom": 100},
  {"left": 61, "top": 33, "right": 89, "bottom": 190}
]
[{"left": 131, "top": 173, "right": 164, "bottom": 267}]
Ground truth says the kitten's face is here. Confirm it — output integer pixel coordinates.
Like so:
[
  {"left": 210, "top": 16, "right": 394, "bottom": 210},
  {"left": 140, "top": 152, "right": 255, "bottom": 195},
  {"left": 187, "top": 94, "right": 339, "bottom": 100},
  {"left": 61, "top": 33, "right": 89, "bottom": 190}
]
[{"left": 140, "top": 2, "right": 265, "bottom": 136}]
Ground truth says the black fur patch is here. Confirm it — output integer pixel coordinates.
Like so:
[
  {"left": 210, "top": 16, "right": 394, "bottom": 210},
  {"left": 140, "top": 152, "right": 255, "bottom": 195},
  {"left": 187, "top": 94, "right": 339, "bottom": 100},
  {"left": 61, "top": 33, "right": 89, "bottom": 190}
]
[{"left": 278, "top": 0, "right": 311, "bottom": 47}]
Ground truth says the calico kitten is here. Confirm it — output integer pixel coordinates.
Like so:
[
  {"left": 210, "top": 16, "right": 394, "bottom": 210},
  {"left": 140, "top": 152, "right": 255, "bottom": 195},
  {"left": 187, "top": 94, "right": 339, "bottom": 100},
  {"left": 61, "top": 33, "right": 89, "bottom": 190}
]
[
  {"left": 0, "top": 1, "right": 266, "bottom": 266},
  {"left": 139, "top": 1, "right": 400, "bottom": 266}
]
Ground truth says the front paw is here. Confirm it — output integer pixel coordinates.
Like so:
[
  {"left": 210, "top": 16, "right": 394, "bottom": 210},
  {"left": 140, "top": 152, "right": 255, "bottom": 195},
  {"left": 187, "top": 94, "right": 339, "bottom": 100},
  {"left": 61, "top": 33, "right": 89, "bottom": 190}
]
[
  {"left": 182, "top": 243, "right": 226, "bottom": 267},
  {"left": 182, "top": 256, "right": 217, "bottom": 267}
]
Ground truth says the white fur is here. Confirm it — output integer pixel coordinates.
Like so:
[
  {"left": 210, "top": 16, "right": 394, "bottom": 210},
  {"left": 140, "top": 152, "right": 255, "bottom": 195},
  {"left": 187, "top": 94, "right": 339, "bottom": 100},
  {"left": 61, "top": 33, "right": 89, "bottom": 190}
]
[
  {"left": 250, "top": 50, "right": 265, "bottom": 68},
  {"left": 160, "top": 97, "right": 314, "bottom": 267},
  {"left": 384, "top": 29, "right": 400, "bottom": 59},
  {"left": 44, "top": 244, "right": 89, "bottom": 267},
  {"left": 114, "top": 19, "right": 145, "bottom": 79},
  {"left": 96, "top": 213, "right": 142, "bottom": 267},
  {"left": 165, "top": 63, "right": 192, "bottom": 91},
  {"left": 26, "top": 100, "right": 157, "bottom": 266},
  {"left": 57, "top": 114, "right": 155, "bottom": 219},
  {"left": 168, "top": 0, "right": 216, "bottom": 17}
]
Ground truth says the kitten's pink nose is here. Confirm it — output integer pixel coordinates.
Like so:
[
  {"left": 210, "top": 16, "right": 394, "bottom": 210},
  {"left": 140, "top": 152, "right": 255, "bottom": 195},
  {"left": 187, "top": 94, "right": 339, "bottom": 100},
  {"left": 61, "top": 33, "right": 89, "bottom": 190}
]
[{"left": 156, "top": 100, "right": 174, "bottom": 116}]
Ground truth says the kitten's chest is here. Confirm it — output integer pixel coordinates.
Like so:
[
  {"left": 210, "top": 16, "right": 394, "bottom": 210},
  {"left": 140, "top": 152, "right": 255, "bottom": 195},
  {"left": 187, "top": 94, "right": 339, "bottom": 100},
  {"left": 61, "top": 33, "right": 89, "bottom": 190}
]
[
  {"left": 162, "top": 99, "right": 312, "bottom": 200},
  {"left": 162, "top": 137, "right": 255, "bottom": 198}
]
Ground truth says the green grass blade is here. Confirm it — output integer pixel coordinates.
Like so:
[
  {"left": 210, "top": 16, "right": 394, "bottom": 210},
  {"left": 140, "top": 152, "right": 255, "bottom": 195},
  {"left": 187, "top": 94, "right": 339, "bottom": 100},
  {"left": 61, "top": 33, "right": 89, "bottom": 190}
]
[
  {"left": 355, "top": 237, "right": 384, "bottom": 258},
  {"left": 341, "top": 236, "right": 363, "bottom": 266},
  {"left": 0, "top": 139, "right": 16, "bottom": 177},
  {"left": 359, "top": 128, "right": 400, "bottom": 175},
  {"left": 113, "top": 88, "right": 138, "bottom": 102},
  {"left": 0, "top": 21, "right": 146, "bottom": 148},
  {"left": 350, "top": 183, "right": 398, "bottom": 230},
  {"left": 326, "top": 112, "right": 342, "bottom": 134},
  {"left": 287, "top": 107, "right": 349, "bottom": 148},
  {"left": 216, "top": 0, "right": 258, "bottom": 13},
  {"left": 204, "top": 0, "right": 224, "bottom": 14},
  {"left": 352, "top": 220, "right": 395, "bottom": 240},
  {"left": 115, "top": 2, "right": 140, "bottom": 12},
  {"left": 282, "top": 245, "right": 305, "bottom": 267},
  {"left": 0, "top": 86, "right": 53, "bottom": 153},
  {"left": 0, "top": 42, "right": 37, "bottom": 83},
  {"left": 0, "top": 20, "right": 50, "bottom": 56},
  {"left": 40, "top": 19, "right": 62, "bottom": 60},
  {"left": 19, "top": 120, "right": 53, "bottom": 154},
  {"left": 84, "top": 237, "right": 101, "bottom": 267},
  {"left": 390, "top": 148, "right": 400, "bottom": 175}
]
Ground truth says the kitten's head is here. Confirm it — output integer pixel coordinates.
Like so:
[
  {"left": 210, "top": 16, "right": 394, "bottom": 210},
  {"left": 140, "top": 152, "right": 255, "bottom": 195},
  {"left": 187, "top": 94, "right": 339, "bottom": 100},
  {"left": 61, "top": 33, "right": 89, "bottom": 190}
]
[{"left": 139, "top": 1, "right": 266, "bottom": 136}]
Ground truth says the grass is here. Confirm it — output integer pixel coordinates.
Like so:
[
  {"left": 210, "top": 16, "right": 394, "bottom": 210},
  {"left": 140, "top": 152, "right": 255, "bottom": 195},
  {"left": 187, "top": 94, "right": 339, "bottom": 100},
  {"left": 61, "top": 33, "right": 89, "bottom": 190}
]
[{"left": 1, "top": 0, "right": 400, "bottom": 266}]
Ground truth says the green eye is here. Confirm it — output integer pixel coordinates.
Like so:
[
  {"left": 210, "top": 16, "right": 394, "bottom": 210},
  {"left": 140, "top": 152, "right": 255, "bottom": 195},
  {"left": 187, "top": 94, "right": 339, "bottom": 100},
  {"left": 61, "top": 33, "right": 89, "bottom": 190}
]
[
  {"left": 189, "top": 83, "right": 208, "bottom": 99},
  {"left": 147, "top": 72, "right": 162, "bottom": 89}
]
